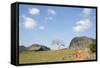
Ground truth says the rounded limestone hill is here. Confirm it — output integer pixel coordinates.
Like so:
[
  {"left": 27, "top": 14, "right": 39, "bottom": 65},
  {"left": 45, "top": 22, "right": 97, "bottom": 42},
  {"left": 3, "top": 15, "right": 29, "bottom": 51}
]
[
  {"left": 69, "top": 36, "right": 95, "bottom": 49},
  {"left": 27, "top": 44, "right": 50, "bottom": 51}
]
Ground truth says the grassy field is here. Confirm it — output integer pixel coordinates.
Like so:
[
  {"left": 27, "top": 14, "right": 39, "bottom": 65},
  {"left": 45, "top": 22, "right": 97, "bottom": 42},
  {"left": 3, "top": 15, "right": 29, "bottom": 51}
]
[{"left": 19, "top": 48, "right": 96, "bottom": 64}]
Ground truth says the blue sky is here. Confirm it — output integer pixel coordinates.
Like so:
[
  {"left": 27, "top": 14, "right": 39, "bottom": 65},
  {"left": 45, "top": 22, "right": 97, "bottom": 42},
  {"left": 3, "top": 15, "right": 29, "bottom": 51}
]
[{"left": 19, "top": 4, "right": 96, "bottom": 49}]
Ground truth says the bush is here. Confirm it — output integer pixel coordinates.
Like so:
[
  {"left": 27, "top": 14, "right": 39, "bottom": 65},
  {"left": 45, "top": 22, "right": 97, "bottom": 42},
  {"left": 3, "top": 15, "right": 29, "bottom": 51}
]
[{"left": 89, "top": 43, "right": 96, "bottom": 53}]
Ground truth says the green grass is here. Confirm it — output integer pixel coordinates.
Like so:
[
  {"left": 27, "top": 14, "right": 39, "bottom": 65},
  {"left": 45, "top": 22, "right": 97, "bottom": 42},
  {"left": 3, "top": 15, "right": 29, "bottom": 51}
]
[
  {"left": 19, "top": 49, "right": 96, "bottom": 64},
  {"left": 19, "top": 49, "right": 76, "bottom": 64}
]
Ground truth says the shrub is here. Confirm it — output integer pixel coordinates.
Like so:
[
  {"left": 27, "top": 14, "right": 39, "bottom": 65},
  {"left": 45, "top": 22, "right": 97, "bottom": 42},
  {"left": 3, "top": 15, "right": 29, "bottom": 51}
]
[{"left": 89, "top": 43, "right": 96, "bottom": 53}]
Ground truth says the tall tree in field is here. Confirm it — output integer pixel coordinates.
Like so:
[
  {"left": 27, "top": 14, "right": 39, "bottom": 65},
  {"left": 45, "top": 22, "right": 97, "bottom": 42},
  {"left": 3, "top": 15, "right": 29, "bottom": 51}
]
[{"left": 51, "top": 39, "right": 65, "bottom": 49}]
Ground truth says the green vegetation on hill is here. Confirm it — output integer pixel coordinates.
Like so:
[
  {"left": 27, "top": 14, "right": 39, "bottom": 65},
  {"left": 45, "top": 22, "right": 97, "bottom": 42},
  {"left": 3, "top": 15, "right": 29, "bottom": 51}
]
[{"left": 89, "top": 43, "right": 96, "bottom": 53}]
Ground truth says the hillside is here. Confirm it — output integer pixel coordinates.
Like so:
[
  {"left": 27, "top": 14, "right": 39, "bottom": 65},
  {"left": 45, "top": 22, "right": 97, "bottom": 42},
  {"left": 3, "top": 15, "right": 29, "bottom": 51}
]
[
  {"left": 19, "top": 44, "right": 50, "bottom": 52},
  {"left": 69, "top": 36, "right": 95, "bottom": 49},
  {"left": 28, "top": 44, "right": 50, "bottom": 51},
  {"left": 19, "top": 46, "right": 27, "bottom": 52}
]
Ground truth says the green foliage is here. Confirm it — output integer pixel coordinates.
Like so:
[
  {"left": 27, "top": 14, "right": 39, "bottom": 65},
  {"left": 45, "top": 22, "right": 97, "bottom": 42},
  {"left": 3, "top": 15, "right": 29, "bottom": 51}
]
[{"left": 89, "top": 43, "right": 96, "bottom": 53}]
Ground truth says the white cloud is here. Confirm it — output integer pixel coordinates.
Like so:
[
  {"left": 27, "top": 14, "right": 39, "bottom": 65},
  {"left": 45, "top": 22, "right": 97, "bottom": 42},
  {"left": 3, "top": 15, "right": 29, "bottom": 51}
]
[
  {"left": 23, "top": 17, "right": 37, "bottom": 29},
  {"left": 44, "top": 9, "right": 56, "bottom": 21},
  {"left": 83, "top": 8, "right": 92, "bottom": 16},
  {"left": 48, "top": 9, "right": 56, "bottom": 15},
  {"left": 73, "top": 19, "right": 91, "bottom": 33},
  {"left": 29, "top": 8, "right": 40, "bottom": 15},
  {"left": 73, "top": 8, "right": 92, "bottom": 33},
  {"left": 39, "top": 26, "right": 45, "bottom": 30}
]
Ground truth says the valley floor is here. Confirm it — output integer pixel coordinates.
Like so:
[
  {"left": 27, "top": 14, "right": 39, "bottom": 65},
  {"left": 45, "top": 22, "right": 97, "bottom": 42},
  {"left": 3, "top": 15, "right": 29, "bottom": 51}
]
[{"left": 19, "top": 48, "right": 96, "bottom": 64}]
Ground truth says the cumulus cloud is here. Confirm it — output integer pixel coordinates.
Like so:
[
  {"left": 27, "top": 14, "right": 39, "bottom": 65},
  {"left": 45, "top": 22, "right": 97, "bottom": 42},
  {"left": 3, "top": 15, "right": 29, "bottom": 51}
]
[
  {"left": 29, "top": 8, "right": 40, "bottom": 15},
  {"left": 73, "top": 8, "right": 93, "bottom": 33},
  {"left": 48, "top": 9, "right": 56, "bottom": 15},
  {"left": 39, "top": 26, "right": 45, "bottom": 30},
  {"left": 83, "top": 8, "right": 92, "bottom": 16},
  {"left": 73, "top": 19, "right": 91, "bottom": 33},
  {"left": 23, "top": 17, "right": 37, "bottom": 29}
]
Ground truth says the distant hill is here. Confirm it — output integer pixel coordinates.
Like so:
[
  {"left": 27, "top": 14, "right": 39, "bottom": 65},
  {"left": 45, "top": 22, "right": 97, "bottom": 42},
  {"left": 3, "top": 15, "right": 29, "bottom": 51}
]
[
  {"left": 69, "top": 36, "right": 95, "bottom": 49},
  {"left": 19, "top": 46, "right": 27, "bottom": 52},
  {"left": 28, "top": 44, "right": 50, "bottom": 51},
  {"left": 19, "top": 44, "right": 50, "bottom": 52}
]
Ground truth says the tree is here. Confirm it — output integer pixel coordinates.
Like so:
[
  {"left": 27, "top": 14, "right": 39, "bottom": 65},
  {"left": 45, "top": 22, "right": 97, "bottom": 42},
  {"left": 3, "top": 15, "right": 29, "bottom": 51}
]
[{"left": 51, "top": 39, "right": 65, "bottom": 49}]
